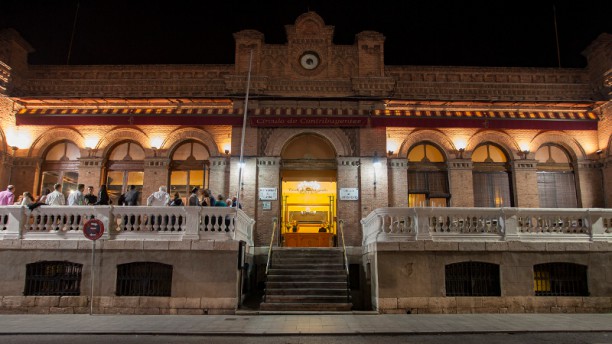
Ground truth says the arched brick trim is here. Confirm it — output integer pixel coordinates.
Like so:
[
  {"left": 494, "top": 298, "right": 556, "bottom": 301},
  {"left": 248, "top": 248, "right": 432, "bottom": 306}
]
[
  {"left": 27, "top": 127, "right": 85, "bottom": 158},
  {"left": 162, "top": 127, "right": 219, "bottom": 157},
  {"left": 397, "top": 129, "right": 455, "bottom": 159},
  {"left": 530, "top": 131, "right": 586, "bottom": 161},
  {"left": 465, "top": 130, "right": 519, "bottom": 160},
  {"left": 294, "top": 11, "right": 326, "bottom": 28},
  {"left": 265, "top": 128, "right": 351, "bottom": 157},
  {"left": 97, "top": 127, "right": 149, "bottom": 158}
]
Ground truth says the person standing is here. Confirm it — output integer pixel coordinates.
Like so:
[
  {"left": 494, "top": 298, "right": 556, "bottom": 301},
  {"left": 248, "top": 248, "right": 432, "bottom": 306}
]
[
  {"left": 45, "top": 183, "right": 65, "bottom": 205},
  {"left": 0, "top": 185, "right": 15, "bottom": 205},
  {"left": 20, "top": 192, "right": 34, "bottom": 206},
  {"left": 67, "top": 184, "right": 86, "bottom": 205},
  {"left": 147, "top": 186, "right": 170, "bottom": 229},
  {"left": 84, "top": 186, "right": 98, "bottom": 205},
  {"left": 188, "top": 187, "right": 200, "bottom": 206},
  {"left": 124, "top": 185, "right": 140, "bottom": 206},
  {"left": 95, "top": 184, "right": 110, "bottom": 205}
]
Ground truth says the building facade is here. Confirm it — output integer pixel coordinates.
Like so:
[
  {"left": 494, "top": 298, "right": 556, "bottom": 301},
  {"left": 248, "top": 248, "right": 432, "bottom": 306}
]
[{"left": 0, "top": 12, "right": 610, "bottom": 314}]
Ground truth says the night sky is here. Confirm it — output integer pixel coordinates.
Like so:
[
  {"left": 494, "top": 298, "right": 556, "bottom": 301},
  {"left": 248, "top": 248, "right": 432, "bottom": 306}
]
[{"left": 1, "top": 0, "right": 610, "bottom": 68}]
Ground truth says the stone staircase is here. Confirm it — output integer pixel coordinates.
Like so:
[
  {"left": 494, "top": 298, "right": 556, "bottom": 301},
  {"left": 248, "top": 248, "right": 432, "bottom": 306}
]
[{"left": 260, "top": 247, "right": 352, "bottom": 311}]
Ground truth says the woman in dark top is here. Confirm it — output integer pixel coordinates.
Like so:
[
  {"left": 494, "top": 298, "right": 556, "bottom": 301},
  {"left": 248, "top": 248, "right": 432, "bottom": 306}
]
[
  {"left": 95, "top": 184, "right": 110, "bottom": 205},
  {"left": 170, "top": 192, "right": 183, "bottom": 206}
]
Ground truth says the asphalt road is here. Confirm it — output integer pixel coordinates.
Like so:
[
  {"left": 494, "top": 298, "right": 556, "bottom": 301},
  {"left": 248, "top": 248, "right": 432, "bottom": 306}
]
[{"left": 1, "top": 333, "right": 611, "bottom": 344}]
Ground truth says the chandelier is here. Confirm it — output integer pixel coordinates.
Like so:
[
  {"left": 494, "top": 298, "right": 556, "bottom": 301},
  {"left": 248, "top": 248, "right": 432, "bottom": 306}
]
[{"left": 296, "top": 181, "right": 321, "bottom": 193}]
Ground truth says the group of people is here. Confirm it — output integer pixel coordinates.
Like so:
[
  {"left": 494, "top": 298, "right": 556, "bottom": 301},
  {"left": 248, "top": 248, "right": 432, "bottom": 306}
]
[
  {"left": 0, "top": 184, "right": 243, "bottom": 209},
  {"left": 147, "top": 186, "right": 241, "bottom": 208},
  {"left": 0, "top": 184, "right": 109, "bottom": 209}
]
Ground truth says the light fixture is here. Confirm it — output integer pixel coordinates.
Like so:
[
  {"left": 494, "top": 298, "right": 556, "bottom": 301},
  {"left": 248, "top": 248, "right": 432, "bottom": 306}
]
[
  {"left": 387, "top": 150, "right": 394, "bottom": 157},
  {"left": 225, "top": 149, "right": 230, "bottom": 155},
  {"left": 595, "top": 149, "right": 603, "bottom": 155},
  {"left": 519, "top": 150, "right": 530, "bottom": 160},
  {"left": 10, "top": 146, "right": 18, "bottom": 154},
  {"left": 373, "top": 152, "right": 381, "bottom": 167},
  {"left": 458, "top": 148, "right": 465, "bottom": 159},
  {"left": 151, "top": 146, "right": 158, "bottom": 157}
]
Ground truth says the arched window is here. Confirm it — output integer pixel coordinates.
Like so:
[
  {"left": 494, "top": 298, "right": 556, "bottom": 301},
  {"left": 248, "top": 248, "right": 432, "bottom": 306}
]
[
  {"left": 169, "top": 140, "right": 210, "bottom": 202},
  {"left": 407, "top": 142, "right": 449, "bottom": 207},
  {"left": 534, "top": 262, "right": 588, "bottom": 296},
  {"left": 24, "top": 261, "right": 83, "bottom": 296},
  {"left": 106, "top": 141, "right": 145, "bottom": 204},
  {"left": 116, "top": 262, "right": 173, "bottom": 296},
  {"left": 40, "top": 141, "right": 80, "bottom": 198},
  {"left": 535, "top": 144, "right": 577, "bottom": 208},
  {"left": 445, "top": 261, "right": 500, "bottom": 296},
  {"left": 472, "top": 143, "right": 514, "bottom": 207}
]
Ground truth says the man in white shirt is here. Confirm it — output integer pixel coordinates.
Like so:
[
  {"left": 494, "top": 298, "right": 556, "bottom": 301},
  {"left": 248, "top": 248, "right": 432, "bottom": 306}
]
[
  {"left": 46, "top": 183, "right": 65, "bottom": 206},
  {"left": 67, "top": 184, "right": 85, "bottom": 206},
  {"left": 147, "top": 186, "right": 170, "bottom": 229}
]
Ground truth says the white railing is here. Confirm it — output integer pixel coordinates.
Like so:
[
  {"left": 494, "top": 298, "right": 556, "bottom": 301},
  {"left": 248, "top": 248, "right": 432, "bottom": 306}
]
[
  {"left": 361, "top": 207, "right": 612, "bottom": 245},
  {"left": 0, "top": 205, "right": 254, "bottom": 245}
]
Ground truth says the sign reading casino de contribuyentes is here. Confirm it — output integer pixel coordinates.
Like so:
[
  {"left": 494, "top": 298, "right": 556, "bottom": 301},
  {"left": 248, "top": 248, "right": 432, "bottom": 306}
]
[
  {"left": 339, "top": 188, "right": 359, "bottom": 201},
  {"left": 259, "top": 188, "right": 278, "bottom": 201}
]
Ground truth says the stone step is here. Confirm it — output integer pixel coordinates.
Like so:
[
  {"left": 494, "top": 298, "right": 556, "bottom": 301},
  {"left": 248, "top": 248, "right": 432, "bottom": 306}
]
[
  {"left": 264, "top": 288, "right": 348, "bottom": 296},
  {"left": 259, "top": 302, "right": 352, "bottom": 312},
  {"left": 271, "top": 257, "right": 344, "bottom": 264},
  {"left": 267, "top": 268, "right": 346, "bottom": 276},
  {"left": 264, "top": 295, "right": 350, "bottom": 303},
  {"left": 267, "top": 274, "right": 346, "bottom": 282},
  {"left": 265, "top": 281, "right": 348, "bottom": 289},
  {"left": 271, "top": 263, "right": 345, "bottom": 270}
]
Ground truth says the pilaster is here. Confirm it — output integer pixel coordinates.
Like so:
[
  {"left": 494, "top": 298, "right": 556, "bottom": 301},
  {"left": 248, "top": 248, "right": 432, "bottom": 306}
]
[
  {"left": 447, "top": 159, "right": 474, "bottom": 207},
  {"left": 143, "top": 157, "right": 170, "bottom": 202},
  {"left": 511, "top": 159, "right": 539, "bottom": 208},
  {"left": 575, "top": 160, "right": 605, "bottom": 208},
  {"left": 78, "top": 157, "right": 104, "bottom": 195},
  {"left": 604, "top": 157, "right": 612, "bottom": 208},
  {"left": 208, "top": 157, "right": 229, "bottom": 198},
  {"left": 337, "top": 157, "right": 361, "bottom": 246},
  {"left": 255, "top": 157, "right": 281, "bottom": 246},
  {"left": 387, "top": 159, "right": 408, "bottom": 207}
]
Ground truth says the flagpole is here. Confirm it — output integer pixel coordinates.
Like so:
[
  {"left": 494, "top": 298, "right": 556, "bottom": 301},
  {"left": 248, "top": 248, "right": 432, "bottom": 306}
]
[
  {"left": 235, "top": 50, "right": 253, "bottom": 216},
  {"left": 553, "top": 5, "right": 561, "bottom": 68}
]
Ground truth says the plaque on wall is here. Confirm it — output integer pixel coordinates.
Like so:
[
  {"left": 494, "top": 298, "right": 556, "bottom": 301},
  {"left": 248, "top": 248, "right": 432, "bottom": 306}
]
[
  {"left": 259, "top": 188, "right": 278, "bottom": 200},
  {"left": 339, "top": 188, "right": 359, "bottom": 200},
  {"left": 262, "top": 201, "right": 271, "bottom": 210}
]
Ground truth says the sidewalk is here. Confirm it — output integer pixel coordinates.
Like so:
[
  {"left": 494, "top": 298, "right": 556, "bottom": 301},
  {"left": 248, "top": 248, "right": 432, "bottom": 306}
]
[{"left": 0, "top": 313, "right": 611, "bottom": 335}]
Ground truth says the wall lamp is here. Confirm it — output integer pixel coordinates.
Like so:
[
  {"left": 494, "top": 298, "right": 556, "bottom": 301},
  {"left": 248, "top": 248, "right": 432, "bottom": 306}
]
[
  {"left": 373, "top": 152, "right": 381, "bottom": 168},
  {"left": 387, "top": 150, "right": 394, "bottom": 157},
  {"left": 224, "top": 149, "right": 230, "bottom": 156},
  {"left": 457, "top": 148, "right": 465, "bottom": 159},
  {"left": 519, "top": 150, "right": 530, "bottom": 160}
]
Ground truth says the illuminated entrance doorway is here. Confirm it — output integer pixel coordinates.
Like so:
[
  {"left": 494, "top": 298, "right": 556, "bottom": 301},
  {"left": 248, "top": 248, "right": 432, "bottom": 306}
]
[{"left": 280, "top": 134, "right": 337, "bottom": 248}]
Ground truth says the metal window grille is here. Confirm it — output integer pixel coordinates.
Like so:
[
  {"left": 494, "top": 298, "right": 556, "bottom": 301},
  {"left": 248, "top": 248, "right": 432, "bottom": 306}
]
[
  {"left": 116, "top": 262, "right": 172, "bottom": 297},
  {"left": 445, "top": 262, "right": 501, "bottom": 296},
  {"left": 534, "top": 263, "right": 588, "bottom": 296},
  {"left": 24, "top": 261, "right": 82, "bottom": 296}
]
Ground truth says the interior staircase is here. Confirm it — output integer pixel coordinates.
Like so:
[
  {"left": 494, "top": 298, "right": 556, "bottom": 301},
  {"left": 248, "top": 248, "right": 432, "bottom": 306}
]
[{"left": 260, "top": 247, "right": 352, "bottom": 312}]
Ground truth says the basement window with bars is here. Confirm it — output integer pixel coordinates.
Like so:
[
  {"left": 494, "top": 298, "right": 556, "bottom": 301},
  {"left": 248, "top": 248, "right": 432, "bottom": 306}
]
[
  {"left": 24, "top": 261, "right": 83, "bottom": 296},
  {"left": 445, "top": 261, "right": 501, "bottom": 296},
  {"left": 116, "top": 262, "right": 173, "bottom": 297},
  {"left": 534, "top": 263, "right": 588, "bottom": 296}
]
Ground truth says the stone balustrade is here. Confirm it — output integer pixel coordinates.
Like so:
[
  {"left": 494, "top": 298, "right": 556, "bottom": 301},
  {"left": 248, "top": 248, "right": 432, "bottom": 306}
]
[
  {"left": 0, "top": 205, "right": 254, "bottom": 245},
  {"left": 361, "top": 207, "right": 612, "bottom": 246}
]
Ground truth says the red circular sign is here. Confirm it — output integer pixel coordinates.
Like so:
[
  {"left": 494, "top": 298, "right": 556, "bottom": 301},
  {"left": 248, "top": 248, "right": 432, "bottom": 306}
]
[{"left": 83, "top": 219, "right": 105, "bottom": 241}]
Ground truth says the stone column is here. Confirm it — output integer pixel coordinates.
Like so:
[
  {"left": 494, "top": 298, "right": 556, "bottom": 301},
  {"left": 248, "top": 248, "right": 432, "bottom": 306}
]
[
  {"left": 77, "top": 157, "right": 104, "bottom": 194},
  {"left": 142, "top": 157, "right": 170, "bottom": 203},
  {"left": 208, "top": 157, "right": 229, "bottom": 198},
  {"left": 387, "top": 158, "right": 408, "bottom": 207},
  {"left": 447, "top": 159, "right": 474, "bottom": 207},
  {"left": 254, "top": 157, "right": 280, "bottom": 247},
  {"left": 604, "top": 157, "right": 612, "bottom": 208},
  {"left": 337, "top": 157, "right": 361, "bottom": 247},
  {"left": 12, "top": 157, "right": 40, "bottom": 196},
  {"left": 511, "top": 159, "right": 539, "bottom": 208},
  {"left": 575, "top": 160, "right": 605, "bottom": 208}
]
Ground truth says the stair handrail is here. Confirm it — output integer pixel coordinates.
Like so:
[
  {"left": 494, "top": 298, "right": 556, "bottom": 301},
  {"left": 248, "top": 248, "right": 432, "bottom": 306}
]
[
  {"left": 265, "top": 217, "right": 278, "bottom": 276},
  {"left": 339, "top": 219, "right": 349, "bottom": 276}
]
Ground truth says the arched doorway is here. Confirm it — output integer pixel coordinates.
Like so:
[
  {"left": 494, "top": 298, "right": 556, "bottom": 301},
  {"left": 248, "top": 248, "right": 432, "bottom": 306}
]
[{"left": 280, "top": 134, "right": 337, "bottom": 247}]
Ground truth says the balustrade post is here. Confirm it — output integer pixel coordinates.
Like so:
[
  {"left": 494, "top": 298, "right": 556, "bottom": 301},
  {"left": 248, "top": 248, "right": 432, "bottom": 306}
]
[
  {"left": 2, "top": 205, "right": 24, "bottom": 239},
  {"left": 183, "top": 206, "right": 200, "bottom": 240},
  {"left": 589, "top": 210, "right": 606, "bottom": 241},
  {"left": 414, "top": 207, "right": 432, "bottom": 241},
  {"left": 502, "top": 208, "right": 520, "bottom": 241},
  {"left": 93, "top": 206, "right": 112, "bottom": 239}
]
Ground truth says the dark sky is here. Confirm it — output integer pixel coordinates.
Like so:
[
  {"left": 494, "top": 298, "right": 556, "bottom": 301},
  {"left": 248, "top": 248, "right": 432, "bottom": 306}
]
[{"left": 1, "top": 0, "right": 610, "bottom": 68}]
